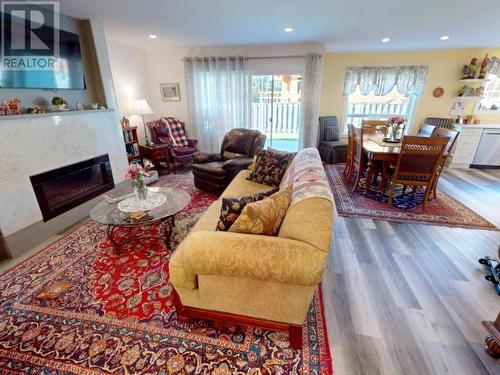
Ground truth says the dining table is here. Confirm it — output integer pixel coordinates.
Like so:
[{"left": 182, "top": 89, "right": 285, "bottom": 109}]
[{"left": 362, "top": 134, "right": 401, "bottom": 194}]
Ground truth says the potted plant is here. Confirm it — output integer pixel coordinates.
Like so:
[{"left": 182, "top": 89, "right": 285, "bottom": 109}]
[{"left": 51, "top": 96, "right": 68, "bottom": 111}]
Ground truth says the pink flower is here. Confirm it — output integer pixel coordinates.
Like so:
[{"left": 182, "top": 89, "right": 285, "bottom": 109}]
[{"left": 125, "top": 164, "right": 144, "bottom": 181}]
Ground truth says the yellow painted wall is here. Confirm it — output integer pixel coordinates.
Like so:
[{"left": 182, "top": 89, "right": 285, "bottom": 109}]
[{"left": 319, "top": 48, "right": 500, "bottom": 134}]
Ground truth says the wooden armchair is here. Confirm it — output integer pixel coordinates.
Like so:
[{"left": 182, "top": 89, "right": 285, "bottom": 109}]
[
  {"left": 388, "top": 136, "right": 449, "bottom": 210},
  {"left": 146, "top": 117, "right": 198, "bottom": 173}
]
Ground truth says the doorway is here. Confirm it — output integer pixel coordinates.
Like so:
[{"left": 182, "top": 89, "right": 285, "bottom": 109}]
[{"left": 250, "top": 74, "right": 302, "bottom": 152}]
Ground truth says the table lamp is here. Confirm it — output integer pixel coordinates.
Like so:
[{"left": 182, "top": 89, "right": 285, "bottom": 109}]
[{"left": 133, "top": 99, "right": 154, "bottom": 145}]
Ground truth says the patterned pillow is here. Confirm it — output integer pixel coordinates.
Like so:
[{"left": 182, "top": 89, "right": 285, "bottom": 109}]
[
  {"left": 247, "top": 149, "right": 291, "bottom": 187},
  {"left": 324, "top": 125, "right": 339, "bottom": 141},
  {"left": 162, "top": 117, "right": 188, "bottom": 147},
  {"left": 216, "top": 188, "right": 279, "bottom": 231},
  {"left": 229, "top": 188, "right": 292, "bottom": 236}
]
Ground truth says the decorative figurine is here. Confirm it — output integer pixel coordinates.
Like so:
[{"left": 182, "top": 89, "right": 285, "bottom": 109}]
[
  {"left": 26, "top": 107, "right": 48, "bottom": 114},
  {"left": 1, "top": 97, "right": 22, "bottom": 115},
  {"left": 121, "top": 116, "right": 130, "bottom": 128},
  {"left": 462, "top": 58, "right": 479, "bottom": 79},
  {"left": 479, "top": 53, "right": 490, "bottom": 79}
]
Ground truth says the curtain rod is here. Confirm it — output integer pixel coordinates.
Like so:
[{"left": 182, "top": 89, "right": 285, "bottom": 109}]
[
  {"left": 183, "top": 54, "right": 321, "bottom": 61},
  {"left": 247, "top": 54, "right": 321, "bottom": 60}
]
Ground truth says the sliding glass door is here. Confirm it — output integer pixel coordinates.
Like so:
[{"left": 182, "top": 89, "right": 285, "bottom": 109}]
[{"left": 250, "top": 74, "right": 302, "bottom": 152}]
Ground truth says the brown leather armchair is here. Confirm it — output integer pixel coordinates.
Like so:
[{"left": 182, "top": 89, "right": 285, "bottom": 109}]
[{"left": 192, "top": 129, "right": 266, "bottom": 195}]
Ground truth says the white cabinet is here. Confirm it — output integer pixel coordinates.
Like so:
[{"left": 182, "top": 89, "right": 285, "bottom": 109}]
[{"left": 449, "top": 127, "right": 484, "bottom": 168}]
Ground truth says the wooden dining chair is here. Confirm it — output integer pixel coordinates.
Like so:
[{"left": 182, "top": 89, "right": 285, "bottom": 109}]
[
  {"left": 362, "top": 119, "right": 387, "bottom": 134},
  {"left": 388, "top": 136, "right": 449, "bottom": 210},
  {"left": 429, "top": 128, "right": 460, "bottom": 199},
  {"left": 351, "top": 126, "right": 366, "bottom": 192},
  {"left": 343, "top": 124, "right": 355, "bottom": 181}
]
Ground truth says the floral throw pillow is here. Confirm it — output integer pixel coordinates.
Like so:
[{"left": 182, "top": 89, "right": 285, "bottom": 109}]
[
  {"left": 229, "top": 188, "right": 292, "bottom": 236},
  {"left": 216, "top": 188, "right": 279, "bottom": 231},
  {"left": 247, "top": 149, "right": 291, "bottom": 187}
]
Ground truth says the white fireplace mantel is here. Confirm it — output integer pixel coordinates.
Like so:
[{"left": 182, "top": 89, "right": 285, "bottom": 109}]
[{"left": 0, "top": 109, "right": 128, "bottom": 237}]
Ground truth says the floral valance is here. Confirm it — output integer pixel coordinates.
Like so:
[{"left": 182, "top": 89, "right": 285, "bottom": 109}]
[{"left": 343, "top": 65, "right": 429, "bottom": 97}]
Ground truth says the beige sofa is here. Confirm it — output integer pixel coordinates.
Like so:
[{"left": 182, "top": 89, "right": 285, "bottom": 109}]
[{"left": 169, "top": 148, "right": 333, "bottom": 348}]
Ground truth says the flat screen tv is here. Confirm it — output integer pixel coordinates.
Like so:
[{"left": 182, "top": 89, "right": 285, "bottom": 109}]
[{"left": 0, "top": 12, "right": 86, "bottom": 90}]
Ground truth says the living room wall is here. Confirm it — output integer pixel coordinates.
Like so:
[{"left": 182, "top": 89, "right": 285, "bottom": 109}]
[
  {"left": 107, "top": 41, "right": 153, "bottom": 143},
  {"left": 319, "top": 47, "right": 500, "bottom": 134}
]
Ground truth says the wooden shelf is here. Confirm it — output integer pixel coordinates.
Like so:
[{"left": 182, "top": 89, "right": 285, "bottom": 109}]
[
  {"left": 455, "top": 96, "right": 481, "bottom": 101},
  {"left": 459, "top": 79, "right": 488, "bottom": 83}
]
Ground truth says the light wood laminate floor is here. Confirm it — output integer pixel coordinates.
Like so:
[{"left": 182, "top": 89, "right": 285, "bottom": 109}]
[{"left": 323, "top": 167, "right": 500, "bottom": 375}]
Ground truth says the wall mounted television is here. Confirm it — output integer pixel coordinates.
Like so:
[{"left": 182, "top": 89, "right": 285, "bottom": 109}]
[{"left": 0, "top": 12, "right": 86, "bottom": 90}]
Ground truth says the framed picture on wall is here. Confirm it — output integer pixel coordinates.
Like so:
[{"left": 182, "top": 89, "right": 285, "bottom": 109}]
[{"left": 160, "top": 83, "right": 181, "bottom": 101}]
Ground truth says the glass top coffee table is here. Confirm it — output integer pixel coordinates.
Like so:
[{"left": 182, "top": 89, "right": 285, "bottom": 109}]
[{"left": 89, "top": 187, "right": 191, "bottom": 253}]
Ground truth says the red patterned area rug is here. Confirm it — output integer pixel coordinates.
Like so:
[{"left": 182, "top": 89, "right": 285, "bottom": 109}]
[
  {"left": 0, "top": 173, "right": 332, "bottom": 374},
  {"left": 326, "top": 164, "right": 497, "bottom": 230}
]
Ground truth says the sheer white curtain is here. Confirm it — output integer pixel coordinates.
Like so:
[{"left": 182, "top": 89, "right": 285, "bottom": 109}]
[
  {"left": 299, "top": 53, "right": 323, "bottom": 148},
  {"left": 184, "top": 56, "right": 249, "bottom": 153}
]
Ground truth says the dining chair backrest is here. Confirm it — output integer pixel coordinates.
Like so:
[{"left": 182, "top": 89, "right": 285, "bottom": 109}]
[
  {"left": 417, "top": 124, "right": 437, "bottom": 137},
  {"left": 347, "top": 123, "right": 354, "bottom": 156},
  {"left": 432, "top": 127, "right": 460, "bottom": 155},
  {"left": 352, "top": 125, "right": 364, "bottom": 164},
  {"left": 394, "top": 136, "right": 449, "bottom": 181},
  {"left": 362, "top": 119, "right": 386, "bottom": 134},
  {"left": 423, "top": 117, "right": 454, "bottom": 130}
]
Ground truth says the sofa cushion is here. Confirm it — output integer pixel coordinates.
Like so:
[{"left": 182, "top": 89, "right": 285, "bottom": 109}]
[
  {"left": 319, "top": 140, "right": 346, "bottom": 148},
  {"left": 247, "top": 149, "right": 291, "bottom": 187},
  {"left": 192, "top": 161, "right": 226, "bottom": 176},
  {"left": 216, "top": 188, "right": 279, "bottom": 231},
  {"left": 174, "top": 146, "right": 198, "bottom": 156},
  {"left": 223, "top": 151, "right": 248, "bottom": 160},
  {"left": 324, "top": 125, "right": 339, "bottom": 141},
  {"left": 229, "top": 188, "right": 291, "bottom": 236},
  {"left": 219, "top": 170, "right": 269, "bottom": 198}
]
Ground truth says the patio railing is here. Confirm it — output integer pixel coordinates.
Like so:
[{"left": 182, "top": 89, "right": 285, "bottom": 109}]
[
  {"left": 251, "top": 102, "right": 300, "bottom": 136},
  {"left": 345, "top": 102, "right": 409, "bottom": 127}
]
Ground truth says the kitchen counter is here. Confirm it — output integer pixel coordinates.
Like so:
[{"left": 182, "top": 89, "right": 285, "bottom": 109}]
[
  {"left": 454, "top": 123, "right": 500, "bottom": 129},
  {"left": 449, "top": 124, "right": 500, "bottom": 168}
]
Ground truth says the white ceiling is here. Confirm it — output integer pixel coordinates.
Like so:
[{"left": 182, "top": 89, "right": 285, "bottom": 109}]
[{"left": 59, "top": 0, "right": 500, "bottom": 51}]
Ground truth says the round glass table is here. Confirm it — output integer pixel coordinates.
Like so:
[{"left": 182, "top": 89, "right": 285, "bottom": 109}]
[{"left": 89, "top": 187, "right": 191, "bottom": 252}]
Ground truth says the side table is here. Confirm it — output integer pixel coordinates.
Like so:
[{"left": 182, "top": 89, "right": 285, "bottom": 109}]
[{"left": 139, "top": 144, "right": 170, "bottom": 173}]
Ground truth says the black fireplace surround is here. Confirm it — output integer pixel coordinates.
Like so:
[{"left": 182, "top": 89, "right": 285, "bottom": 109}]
[{"left": 30, "top": 154, "right": 115, "bottom": 222}]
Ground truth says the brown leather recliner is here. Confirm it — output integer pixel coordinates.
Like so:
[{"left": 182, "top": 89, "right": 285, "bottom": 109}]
[{"left": 192, "top": 129, "right": 266, "bottom": 196}]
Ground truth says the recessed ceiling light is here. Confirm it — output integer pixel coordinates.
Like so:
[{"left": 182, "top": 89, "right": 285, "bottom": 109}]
[
  {"left": 381, "top": 37, "right": 390, "bottom": 43},
  {"left": 148, "top": 34, "right": 158, "bottom": 39},
  {"left": 284, "top": 27, "right": 293, "bottom": 33},
  {"left": 440, "top": 35, "right": 449, "bottom": 40}
]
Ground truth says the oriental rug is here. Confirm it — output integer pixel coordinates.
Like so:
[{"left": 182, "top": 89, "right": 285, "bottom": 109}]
[
  {"left": 326, "top": 164, "right": 497, "bottom": 230},
  {"left": 0, "top": 173, "right": 332, "bottom": 374}
]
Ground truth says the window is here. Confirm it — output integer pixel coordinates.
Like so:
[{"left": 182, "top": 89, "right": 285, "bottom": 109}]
[
  {"left": 476, "top": 72, "right": 500, "bottom": 113},
  {"left": 343, "top": 85, "right": 416, "bottom": 134}
]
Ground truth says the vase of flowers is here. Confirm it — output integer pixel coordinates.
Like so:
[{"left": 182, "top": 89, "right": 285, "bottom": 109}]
[
  {"left": 125, "top": 164, "right": 148, "bottom": 200},
  {"left": 386, "top": 116, "right": 406, "bottom": 142}
]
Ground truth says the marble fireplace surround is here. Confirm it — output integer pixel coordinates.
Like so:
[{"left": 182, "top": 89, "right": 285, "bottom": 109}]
[{"left": 0, "top": 110, "right": 128, "bottom": 257}]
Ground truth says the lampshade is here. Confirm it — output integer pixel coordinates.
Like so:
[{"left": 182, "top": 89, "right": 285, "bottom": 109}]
[{"left": 133, "top": 99, "right": 154, "bottom": 115}]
